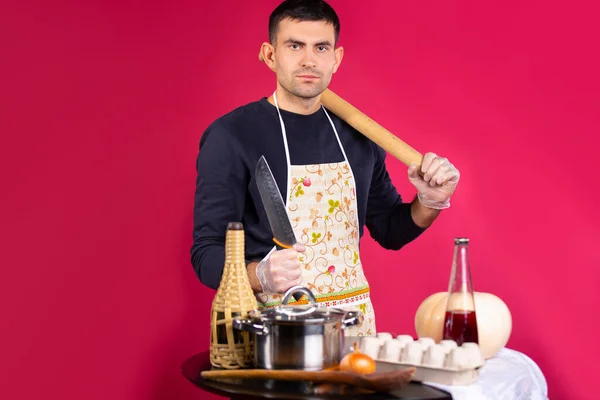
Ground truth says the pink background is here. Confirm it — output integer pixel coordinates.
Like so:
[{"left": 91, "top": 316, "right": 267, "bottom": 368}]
[{"left": 1, "top": 0, "right": 598, "bottom": 399}]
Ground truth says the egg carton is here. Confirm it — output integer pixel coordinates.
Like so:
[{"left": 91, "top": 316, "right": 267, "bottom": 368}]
[{"left": 345, "top": 333, "right": 485, "bottom": 386}]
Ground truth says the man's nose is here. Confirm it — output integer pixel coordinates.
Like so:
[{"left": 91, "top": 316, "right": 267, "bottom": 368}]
[{"left": 301, "top": 49, "right": 317, "bottom": 68}]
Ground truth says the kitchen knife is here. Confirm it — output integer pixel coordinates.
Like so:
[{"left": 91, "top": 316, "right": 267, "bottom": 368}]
[
  {"left": 255, "top": 155, "right": 297, "bottom": 250},
  {"left": 255, "top": 155, "right": 303, "bottom": 302}
]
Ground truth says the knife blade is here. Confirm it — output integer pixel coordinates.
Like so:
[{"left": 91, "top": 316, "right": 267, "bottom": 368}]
[
  {"left": 255, "top": 155, "right": 297, "bottom": 249},
  {"left": 255, "top": 155, "right": 303, "bottom": 302}
]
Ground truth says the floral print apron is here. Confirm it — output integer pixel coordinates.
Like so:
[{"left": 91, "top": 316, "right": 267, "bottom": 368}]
[{"left": 254, "top": 91, "right": 376, "bottom": 336}]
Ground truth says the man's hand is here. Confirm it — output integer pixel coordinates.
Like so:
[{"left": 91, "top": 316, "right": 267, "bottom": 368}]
[
  {"left": 253, "top": 243, "right": 306, "bottom": 294},
  {"left": 408, "top": 152, "right": 460, "bottom": 210}
]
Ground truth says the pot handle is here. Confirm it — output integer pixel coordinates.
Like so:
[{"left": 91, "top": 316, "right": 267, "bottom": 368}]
[
  {"left": 342, "top": 311, "right": 364, "bottom": 328},
  {"left": 232, "top": 318, "right": 269, "bottom": 335},
  {"left": 281, "top": 286, "right": 317, "bottom": 306}
]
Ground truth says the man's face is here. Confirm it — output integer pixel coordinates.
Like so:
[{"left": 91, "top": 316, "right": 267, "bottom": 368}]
[{"left": 272, "top": 18, "right": 343, "bottom": 99}]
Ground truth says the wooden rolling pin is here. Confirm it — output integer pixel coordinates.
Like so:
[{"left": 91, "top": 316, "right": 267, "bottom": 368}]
[{"left": 258, "top": 52, "right": 424, "bottom": 168}]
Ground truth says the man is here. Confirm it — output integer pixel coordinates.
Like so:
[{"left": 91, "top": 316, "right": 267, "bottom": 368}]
[{"left": 191, "top": 0, "right": 460, "bottom": 336}]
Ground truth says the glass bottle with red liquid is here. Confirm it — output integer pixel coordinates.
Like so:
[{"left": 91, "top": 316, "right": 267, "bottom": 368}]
[{"left": 442, "top": 238, "right": 479, "bottom": 346}]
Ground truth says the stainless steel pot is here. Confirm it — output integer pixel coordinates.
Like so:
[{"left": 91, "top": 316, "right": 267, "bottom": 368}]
[{"left": 232, "top": 286, "right": 363, "bottom": 370}]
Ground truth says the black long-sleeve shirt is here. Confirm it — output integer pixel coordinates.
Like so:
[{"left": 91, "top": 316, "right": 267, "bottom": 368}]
[{"left": 191, "top": 97, "right": 426, "bottom": 289}]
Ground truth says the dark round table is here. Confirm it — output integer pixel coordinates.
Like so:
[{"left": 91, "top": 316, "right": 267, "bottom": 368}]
[{"left": 182, "top": 351, "right": 452, "bottom": 400}]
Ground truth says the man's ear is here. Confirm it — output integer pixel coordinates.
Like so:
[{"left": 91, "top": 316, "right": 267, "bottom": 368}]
[
  {"left": 332, "top": 46, "right": 344, "bottom": 74},
  {"left": 259, "top": 42, "right": 277, "bottom": 71}
]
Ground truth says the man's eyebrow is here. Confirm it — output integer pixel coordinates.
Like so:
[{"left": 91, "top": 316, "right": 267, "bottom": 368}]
[
  {"left": 283, "top": 38, "right": 306, "bottom": 46},
  {"left": 283, "top": 38, "right": 333, "bottom": 47}
]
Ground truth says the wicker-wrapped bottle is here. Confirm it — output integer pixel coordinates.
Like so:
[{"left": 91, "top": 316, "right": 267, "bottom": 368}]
[{"left": 209, "top": 222, "right": 258, "bottom": 369}]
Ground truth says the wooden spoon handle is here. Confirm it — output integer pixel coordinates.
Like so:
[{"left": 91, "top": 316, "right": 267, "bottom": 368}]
[{"left": 201, "top": 369, "right": 371, "bottom": 389}]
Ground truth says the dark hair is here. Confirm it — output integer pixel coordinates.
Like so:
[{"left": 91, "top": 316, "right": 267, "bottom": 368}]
[{"left": 269, "top": 0, "right": 340, "bottom": 45}]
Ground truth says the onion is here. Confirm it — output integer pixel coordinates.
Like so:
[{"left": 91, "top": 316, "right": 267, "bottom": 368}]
[{"left": 339, "top": 341, "right": 376, "bottom": 374}]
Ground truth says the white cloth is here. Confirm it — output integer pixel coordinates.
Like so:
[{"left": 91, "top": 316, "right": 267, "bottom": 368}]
[{"left": 425, "top": 348, "right": 549, "bottom": 400}]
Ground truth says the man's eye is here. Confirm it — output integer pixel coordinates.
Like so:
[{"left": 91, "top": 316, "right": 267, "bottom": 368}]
[
  {"left": 317, "top": 46, "right": 328, "bottom": 52},
  {"left": 290, "top": 44, "right": 300, "bottom": 50}
]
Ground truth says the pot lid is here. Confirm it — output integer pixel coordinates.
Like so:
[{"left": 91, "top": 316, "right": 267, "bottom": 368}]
[
  {"left": 252, "top": 286, "right": 346, "bottom": 323},
  {"left": 253, "top": 304, "right": 346, "bottom": 323}
]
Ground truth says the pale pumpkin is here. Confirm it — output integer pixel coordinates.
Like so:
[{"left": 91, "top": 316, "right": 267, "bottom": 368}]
[{"left": 414, "top": 292, "right": 512, "bottom": 359}]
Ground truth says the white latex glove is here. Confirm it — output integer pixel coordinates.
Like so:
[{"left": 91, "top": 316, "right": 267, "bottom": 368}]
[
  {"left": 408, "top": 152, "right": 460, "bottom": 209},
  {"left": 255, "top": 243, "right": 305, "bottom": 294}
]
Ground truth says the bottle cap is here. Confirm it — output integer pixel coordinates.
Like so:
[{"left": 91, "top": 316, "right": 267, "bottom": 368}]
[{"left": 227, "top": 222, "right": 244, "bottom": 230}]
